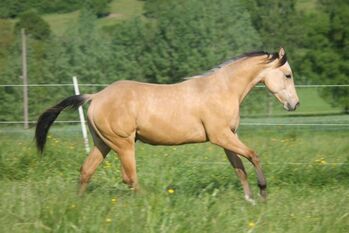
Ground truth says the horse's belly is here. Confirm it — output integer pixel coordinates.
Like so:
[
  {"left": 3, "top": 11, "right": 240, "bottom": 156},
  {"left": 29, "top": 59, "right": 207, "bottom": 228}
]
[{"left": 136, "top": 121, "right": 207, "bottom": 145}]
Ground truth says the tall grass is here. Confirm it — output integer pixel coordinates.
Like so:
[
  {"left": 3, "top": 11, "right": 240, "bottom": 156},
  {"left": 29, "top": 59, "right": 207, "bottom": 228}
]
[{"left": 0, "top": 126, "right": 348, "bottom": 232}]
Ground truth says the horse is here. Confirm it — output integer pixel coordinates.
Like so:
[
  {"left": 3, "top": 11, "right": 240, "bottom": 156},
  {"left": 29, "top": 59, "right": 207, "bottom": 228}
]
[{"left": 35, "top": 48, "right": 299, "bottom": 203}]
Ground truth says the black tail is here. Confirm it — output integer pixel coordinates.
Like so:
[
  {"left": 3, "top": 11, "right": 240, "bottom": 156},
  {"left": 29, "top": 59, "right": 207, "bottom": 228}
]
[{"left": 35, "top": 95, "right": 88, "bottom": 153}]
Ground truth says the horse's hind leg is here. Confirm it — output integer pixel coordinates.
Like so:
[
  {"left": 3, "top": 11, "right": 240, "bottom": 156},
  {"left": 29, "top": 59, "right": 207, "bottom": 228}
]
[
  {"left": 107, "top": 136, "right": 139, "bottom": 191},
  {"left": 224, "top": 149, "right": 254, "bottom": 204},
  {"left": 79, "top": 120, "right": 110, "bottom": 195},
  {"left": 117, "top": 139, "right": 139, "bottom": 191},
  {"left": 118, "top": 148, "right": 139, "bottom": 190},
  {"left": 79, "top": 145, "right": 110, "bottom": 195}
]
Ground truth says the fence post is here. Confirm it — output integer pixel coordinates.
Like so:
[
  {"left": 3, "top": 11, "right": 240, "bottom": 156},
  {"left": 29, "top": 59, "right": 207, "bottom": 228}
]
[
  {"left": 72, "top": 76, "right": 90, "bottom": 153},
  {"left": 21, "top": 28, "right": 29, "bottom": 129}
]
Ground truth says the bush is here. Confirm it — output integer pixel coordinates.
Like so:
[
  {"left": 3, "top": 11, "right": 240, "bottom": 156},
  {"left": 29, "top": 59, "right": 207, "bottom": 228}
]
[
  {"left": 14, "top": 10, "right": 51, "bottom": 40},
  {"left": 85, "top": 0, "right": 112, "bottom": 18},
  {"left": 0, "top": 0, "right": 82, "bottom": 18}
]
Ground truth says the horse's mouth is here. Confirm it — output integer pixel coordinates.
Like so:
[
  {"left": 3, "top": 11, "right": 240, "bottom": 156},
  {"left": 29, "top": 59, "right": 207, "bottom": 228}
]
[{"left": 284, "top": 102, "right": 299, "bottom": 111}]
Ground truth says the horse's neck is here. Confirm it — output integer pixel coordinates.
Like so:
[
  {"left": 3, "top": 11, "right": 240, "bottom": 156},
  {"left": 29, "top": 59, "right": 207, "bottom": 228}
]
[{"left": 221, "top": 59, "right": 264, "bottom": 104}]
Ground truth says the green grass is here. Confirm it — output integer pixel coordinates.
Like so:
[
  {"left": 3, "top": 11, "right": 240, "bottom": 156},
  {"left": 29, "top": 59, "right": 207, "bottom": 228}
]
[
  {"left": 42, "top": 0, "right": 144, "bottom": 35},
  {"left": 43, "top": 11, "right": 80, "bottom": 36},
  {"left": 0, "top": 126, "right": 348, "bottom": 232},
  {"left": 241, "top": 87, "right": 344, "bottom": 117},
  {"left": 296, "top": 0, "right": 318, "bottom": 12},
  {"left": 274, "top": 87, "right": 342, "bottom": 115},
  {"left": 97, "top": 0, "right": 144, "bottom": 28},
  {"left": 6, "top": 0, "right": 144, "bottom": 36}
]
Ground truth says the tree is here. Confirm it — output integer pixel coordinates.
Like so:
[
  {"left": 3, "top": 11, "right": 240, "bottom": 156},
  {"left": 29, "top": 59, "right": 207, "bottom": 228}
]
[
  {"left": 0, "top": 0, "right": 82, "bottom": 18},
  {"left": 136, "top": 0, "right": 261, "bottom": 83},
  {"left": 14, "top": 10, "right": 51, "bottom": 40},
  {"left": 301, "top": 0, "right": 349, "bottom": 112},
  {"left": 85, "top": 0, "right": 111, "bottom": 18},
  {"left": 0, "top": 20, "right": 15, "bottom": 70}
]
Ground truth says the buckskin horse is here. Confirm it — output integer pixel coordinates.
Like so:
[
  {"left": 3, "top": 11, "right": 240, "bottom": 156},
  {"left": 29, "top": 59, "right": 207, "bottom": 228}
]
[{"left": 35, "top": 48, "right": 299, "bottom": 203}]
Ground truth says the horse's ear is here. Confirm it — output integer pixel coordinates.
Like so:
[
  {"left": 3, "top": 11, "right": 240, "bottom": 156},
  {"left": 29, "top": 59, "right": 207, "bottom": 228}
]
[{"left": 278, "top": 47, "right": 286, "bottom": 58}]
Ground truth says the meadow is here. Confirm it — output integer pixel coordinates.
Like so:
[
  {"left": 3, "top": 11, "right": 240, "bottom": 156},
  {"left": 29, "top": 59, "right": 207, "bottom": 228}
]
[{"left": 0, "top": 124, "right": 348, "bottom": 233}]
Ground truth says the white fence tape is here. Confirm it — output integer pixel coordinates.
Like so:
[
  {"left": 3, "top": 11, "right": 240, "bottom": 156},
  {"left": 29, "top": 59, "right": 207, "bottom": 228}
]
[{"left": 1, "top": 84, "right": 349, "bottom": 87}]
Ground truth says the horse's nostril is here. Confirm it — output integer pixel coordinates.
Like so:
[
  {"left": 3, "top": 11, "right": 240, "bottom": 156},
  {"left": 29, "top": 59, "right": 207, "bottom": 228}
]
[{"left": 296, "top": 102, "right": 300, "bottom": 108}]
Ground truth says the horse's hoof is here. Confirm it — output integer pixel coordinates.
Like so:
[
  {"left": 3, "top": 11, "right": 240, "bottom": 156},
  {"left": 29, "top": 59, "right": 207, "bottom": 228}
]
[
  {"left": 258, "top": 190, "right": 267, "bottom": 202},
  {"left": 245, "top": 195, "right": 256, "bottom": 205}
]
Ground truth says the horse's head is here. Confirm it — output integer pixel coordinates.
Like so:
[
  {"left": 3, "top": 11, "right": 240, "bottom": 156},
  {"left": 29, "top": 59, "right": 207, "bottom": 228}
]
[{"left": 259, "top": 48, "right": 299, "bottom": 111}]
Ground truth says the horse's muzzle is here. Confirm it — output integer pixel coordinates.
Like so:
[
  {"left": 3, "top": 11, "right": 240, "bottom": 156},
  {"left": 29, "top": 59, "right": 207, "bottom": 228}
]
[{"left": 286, "top": 102, "right": 299, "bottom": 111}]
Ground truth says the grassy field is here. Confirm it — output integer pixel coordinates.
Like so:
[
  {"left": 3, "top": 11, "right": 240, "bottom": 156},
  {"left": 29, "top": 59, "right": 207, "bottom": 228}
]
[
  {"left": 44, "top": 0, "right": 144, "bottom": 35},
  {"left": 240, "top": 87, "right": 344, "bottom": 117},
  {"left": 0, "top": 125, "right": 348, "bottom": 233},
  {"left": 6, "top": 0, "right": 144, "bottom": 36}
]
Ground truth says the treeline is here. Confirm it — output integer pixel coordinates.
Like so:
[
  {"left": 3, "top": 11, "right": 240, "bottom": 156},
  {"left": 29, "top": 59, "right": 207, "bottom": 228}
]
[
  {"left": 0, "top": 0, "right": 348, "bottom": 121},
  {"left": 0, "top": 0, "right": 112, "bottom": 18}
]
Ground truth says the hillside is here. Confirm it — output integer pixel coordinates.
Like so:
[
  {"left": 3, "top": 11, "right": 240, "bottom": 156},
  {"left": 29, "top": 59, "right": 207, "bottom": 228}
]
[{"left": 4, "top": 0, "right": 144, "bottom": 35}]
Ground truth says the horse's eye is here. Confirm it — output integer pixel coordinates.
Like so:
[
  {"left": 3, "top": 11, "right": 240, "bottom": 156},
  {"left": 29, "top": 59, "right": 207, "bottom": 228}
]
[{"left": 285, "top": 74, "right": 292, "bottom": 79}]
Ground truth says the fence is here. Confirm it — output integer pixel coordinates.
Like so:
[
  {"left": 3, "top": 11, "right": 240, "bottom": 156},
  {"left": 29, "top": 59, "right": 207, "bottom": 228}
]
[
  {"left": 1, "top": 81, "right": 348, "bottom": 126},
  {"left": 1, "top": 81, "right": 348, "bottom": 166}
]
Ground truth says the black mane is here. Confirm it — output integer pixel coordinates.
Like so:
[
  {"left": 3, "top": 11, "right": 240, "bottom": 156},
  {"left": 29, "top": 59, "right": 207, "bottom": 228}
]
[
  {"left": 236, "top": 50, "right": 287, "bottom": 67},
  {"left": 192, "top": 50, "right": 288, "bottom": 78}
]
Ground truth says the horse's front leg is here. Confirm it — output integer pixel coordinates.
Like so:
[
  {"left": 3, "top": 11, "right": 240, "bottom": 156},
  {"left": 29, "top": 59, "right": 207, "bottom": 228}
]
[
  {"left": 224, "top": 149, "right": 255, "bottom": 204},
  {"left": 210, "top": 129, "right": 267, "bottom": 201}
]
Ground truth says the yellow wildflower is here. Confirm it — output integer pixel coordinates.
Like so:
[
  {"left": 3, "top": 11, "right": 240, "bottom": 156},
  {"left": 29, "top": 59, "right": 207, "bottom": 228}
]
[
  {"left": 105, "top": 218, "right": 112, "bottom": 223},
  {"left": 315, "top": 157, "right": 327, "bottom": 165},
  {"left": 111, "top": 198, "right": 117, "bottom": 204},
  {"left": 167, "top": 188, "right": 175, "bottom": 194},
  {"left": 104, "top": 161, "right": 112, "bottom": 169},
  {"left": 248, "top": 222, "right": 255, "bottom": 228}
]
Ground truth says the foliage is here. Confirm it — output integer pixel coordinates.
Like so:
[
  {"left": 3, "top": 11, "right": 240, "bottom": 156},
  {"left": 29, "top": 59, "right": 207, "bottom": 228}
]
[
  {"left": 0, "top": 0, "right": 82, "bottom": 18},
  {"left": 85, "top": 0, "right": 112, "bottom": 18},
  {"left": 113, "top": 0, "right": 260, "bottom": 84},
  {"left": 14, "top": 10, "right": 51, "bottom": 40},
  {"left": 304, "top": 0, "right": 349, "bottom": 112},
  {"left": 0, "top": 0, "right": 113, "bottom": 18},
  {"left": 0, "top": 20, "right": 14, "bottom": 70},
  {"left": 243, "top": 0, "right": 349, "bottom": 112}
]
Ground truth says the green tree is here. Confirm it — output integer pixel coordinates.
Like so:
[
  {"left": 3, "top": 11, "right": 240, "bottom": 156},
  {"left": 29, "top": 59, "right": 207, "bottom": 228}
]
[
  {"left": 0, "top": 0, "right": 82, "bottom": 18},
  {"left": 132, "top": 0, "right": 261, "bottom": 83},
  {"left": 85, "top": 0, "right": 112, "bottom": 18},
  {"left": 0, "top": 36, "right": 22, "bottom": 121},
  {"left": 14, "top": 10, "right": 51, "bottom": 40},
  {"left": 111, "top": 18, "right": 155, "bottom": 82},
  {"left": 301, "top": 0, "right": 349, "bottom": 112},
  {"left": 0, "top": 20, "right": 15, "bottom": 70}
]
